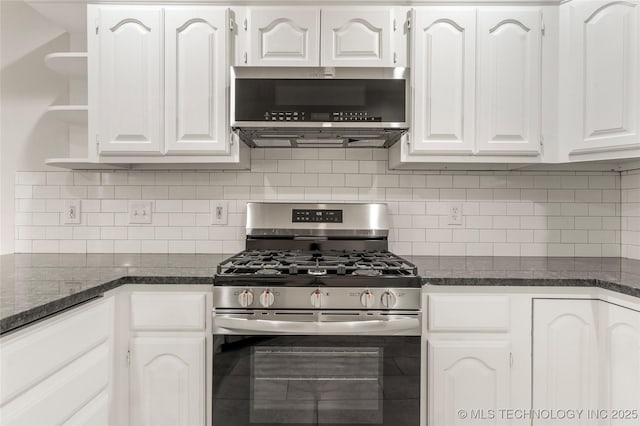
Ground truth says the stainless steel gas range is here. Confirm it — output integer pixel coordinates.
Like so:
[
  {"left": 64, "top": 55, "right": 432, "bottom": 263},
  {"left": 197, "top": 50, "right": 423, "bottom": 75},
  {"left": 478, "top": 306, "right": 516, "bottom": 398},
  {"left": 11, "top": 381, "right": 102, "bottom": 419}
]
[{"left": 212, "top": 202, "right": 422, "bottom": 426}]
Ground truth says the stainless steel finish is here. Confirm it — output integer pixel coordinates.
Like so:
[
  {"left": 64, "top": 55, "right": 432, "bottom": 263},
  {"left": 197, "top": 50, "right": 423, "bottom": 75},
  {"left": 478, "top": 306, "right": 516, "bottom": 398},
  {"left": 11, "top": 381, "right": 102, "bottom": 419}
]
[
  {"left": 246, "top": 202, "right": 389, "bottom": 237},
  {"left": 234, "top": 126, "right": 407, "bottom": 148},
  {"left": 231, "top": 67, "right": 410, "bottom": 148},
  {"left": 213, "top": 309, "right": 421, "bottom": 336},
  {"left": 213, "top": 286, "right": 421, "bottom": 311}
]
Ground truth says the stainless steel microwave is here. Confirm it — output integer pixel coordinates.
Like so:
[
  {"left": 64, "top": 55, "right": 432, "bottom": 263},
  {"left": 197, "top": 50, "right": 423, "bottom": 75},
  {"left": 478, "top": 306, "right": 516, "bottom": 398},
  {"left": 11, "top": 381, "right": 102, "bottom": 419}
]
[{"left": 232, "top": 73, "right": 408, "bottom": 148}]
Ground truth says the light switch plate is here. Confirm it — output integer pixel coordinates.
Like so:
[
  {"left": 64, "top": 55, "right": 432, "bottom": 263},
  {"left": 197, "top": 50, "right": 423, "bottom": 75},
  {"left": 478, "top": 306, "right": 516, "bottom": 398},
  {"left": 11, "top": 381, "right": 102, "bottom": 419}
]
[
  {"left": 64, "top": 200, "right": 81, "bottom": 224},
  {"left": 129, "top": 201, "right": 153, "bottom": 224}
]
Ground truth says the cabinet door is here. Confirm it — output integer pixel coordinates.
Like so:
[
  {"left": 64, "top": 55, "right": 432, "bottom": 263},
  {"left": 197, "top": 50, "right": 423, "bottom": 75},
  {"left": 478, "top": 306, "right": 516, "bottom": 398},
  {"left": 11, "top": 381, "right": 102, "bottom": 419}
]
[
  {"left": 97, "top": 7, "right": 163, "bottom": 155},
  {"left": 239, "top": 7, "right": 320, "bottom": 66},
  {"left": 600, "top": 302, "right": 640, "bottom": 424},
  {"left": 566, "top": 1, "right": 640, "bottom": 157},
  {"left": 428, "top": 340, "right": 511, "bottom": 426},
  {"left": 130, "top": 337, "right": 206, "bottom": 426},
  {"left": 477, "top": 10, "right": 542, "bottom": 156},
  {"left": 165, "top": 7, "right": 230, "bottom": 155},
  {"left": 321, "top": 8, "right": 397, "bottom": 67},
  {"left": 410, "top": 8, "right": 476, "bottom": 155},
  {"left": 533, "top": 299, "right": 600, "bottom": 425}
]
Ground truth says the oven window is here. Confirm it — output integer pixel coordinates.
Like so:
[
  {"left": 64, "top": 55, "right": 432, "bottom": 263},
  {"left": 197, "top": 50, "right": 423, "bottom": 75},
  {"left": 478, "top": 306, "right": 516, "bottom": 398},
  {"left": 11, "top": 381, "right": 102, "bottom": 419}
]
[
  {"left": 275, "top": 83, "right": 365, "bottom": 106},
  {"left": 213, "top": 336, "right": 420, "bottom": 426}
]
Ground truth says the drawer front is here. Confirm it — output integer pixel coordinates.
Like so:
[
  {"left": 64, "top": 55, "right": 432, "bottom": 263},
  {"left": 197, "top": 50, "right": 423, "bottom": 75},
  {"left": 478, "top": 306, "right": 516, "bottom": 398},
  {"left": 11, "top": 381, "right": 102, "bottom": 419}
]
[
  {"left": 130, "top": 292, "right": 206, "bottom": 331},
  {"left": 0, "top": 298, "right": 112, "bottom": 405},
  {"left": 1, "top": 342, "right": 110, "bottom": 425},
  {"left": 428, "top": 295, "right": 511, "bottom": 332}
]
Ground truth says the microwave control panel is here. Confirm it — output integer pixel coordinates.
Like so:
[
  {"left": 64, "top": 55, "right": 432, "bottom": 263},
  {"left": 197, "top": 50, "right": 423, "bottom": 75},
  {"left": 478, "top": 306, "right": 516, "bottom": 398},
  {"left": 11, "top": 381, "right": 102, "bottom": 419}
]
[
  {"left": 292, "top": 209, "right": 343, "bottom": 223},
  {"left": 264, "top": 111, "right": 381, "bottom": 122}
]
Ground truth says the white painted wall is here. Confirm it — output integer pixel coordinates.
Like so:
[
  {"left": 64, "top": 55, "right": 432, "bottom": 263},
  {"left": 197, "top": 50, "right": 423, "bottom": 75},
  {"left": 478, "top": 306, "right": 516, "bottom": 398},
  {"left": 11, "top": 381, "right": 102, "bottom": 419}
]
[{"left": 0, "top": 0, "right": 70, "bottom": 254}]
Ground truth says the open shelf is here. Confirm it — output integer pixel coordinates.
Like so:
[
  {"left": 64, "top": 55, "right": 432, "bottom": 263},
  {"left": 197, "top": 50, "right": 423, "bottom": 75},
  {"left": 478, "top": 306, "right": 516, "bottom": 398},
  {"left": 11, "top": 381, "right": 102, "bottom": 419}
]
[
  {"left": 44, "top": 52, "right": 88, "bottom": 78},
  {"left": 47, "top": 105, "right": 88, "bottom": 124}
]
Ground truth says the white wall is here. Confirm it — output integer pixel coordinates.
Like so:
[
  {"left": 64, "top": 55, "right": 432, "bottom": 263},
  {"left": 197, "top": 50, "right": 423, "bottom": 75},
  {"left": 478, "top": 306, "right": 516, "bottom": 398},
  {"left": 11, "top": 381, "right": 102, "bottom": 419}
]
[
  {"left": 0, "top": 0, "right": 70, "bottom": 254},
  {"left": 14, "top": 151, "right": 623, "bottom": 257},
  {"left": 622, "top": 170, "right": 640, "bottom": 260}
]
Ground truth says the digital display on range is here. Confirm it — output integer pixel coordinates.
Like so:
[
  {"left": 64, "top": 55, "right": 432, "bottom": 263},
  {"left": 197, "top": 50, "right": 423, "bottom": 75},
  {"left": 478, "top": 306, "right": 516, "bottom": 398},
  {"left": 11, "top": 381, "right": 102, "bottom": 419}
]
[{"left": 292, "top": 209, "right": 343, "bottom": 223}]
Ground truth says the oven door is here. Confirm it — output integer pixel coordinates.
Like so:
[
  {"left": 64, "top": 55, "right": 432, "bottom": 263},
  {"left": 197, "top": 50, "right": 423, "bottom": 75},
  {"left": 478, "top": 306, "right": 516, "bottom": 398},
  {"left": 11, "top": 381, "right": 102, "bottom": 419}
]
[{"left": 213, "top": 311, "right": 421, "bottom": 426}]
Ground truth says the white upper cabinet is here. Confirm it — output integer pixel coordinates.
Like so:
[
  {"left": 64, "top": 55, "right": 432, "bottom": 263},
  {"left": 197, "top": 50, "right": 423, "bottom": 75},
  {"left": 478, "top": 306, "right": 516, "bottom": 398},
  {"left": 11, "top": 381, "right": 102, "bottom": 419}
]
[
  {"left": 234, "top": 7, "right": 407, "bottom": 67},
  {"left": 409, "top": 8, "right": 476, "bottom": 155},
  {"left": 561, "top": 0, "right": 640, "bottom": 160},
  {"left": 238, "top": 8, "right": 320, "bottom": 66},
  {"left": 321, "top": 8, "right": 401, "bottom": 67},
  {"left": 96, "top": 6, "right": 163, "bottom": 155},
  {"left": 165, "top": 7, "right": 230, "bottom": 155},
  {"left": 476, "top": 9, "right": 543, "bottom": 156}
]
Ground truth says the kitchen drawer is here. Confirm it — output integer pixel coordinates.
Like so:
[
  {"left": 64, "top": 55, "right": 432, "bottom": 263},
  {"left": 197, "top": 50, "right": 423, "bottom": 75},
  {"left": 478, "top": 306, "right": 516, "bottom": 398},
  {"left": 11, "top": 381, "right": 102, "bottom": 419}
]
[
  {"left": 130, "top": 292, "right": 206, "bottom": 331},
  {"left": 428, "top": 295, "right": 511, "bottom": 332},
  {"left": 0, "top": 342, "right": 110, "bottom": 425},
  {"left": 0, "top": 297, "right": 112, "bottom": 405}
]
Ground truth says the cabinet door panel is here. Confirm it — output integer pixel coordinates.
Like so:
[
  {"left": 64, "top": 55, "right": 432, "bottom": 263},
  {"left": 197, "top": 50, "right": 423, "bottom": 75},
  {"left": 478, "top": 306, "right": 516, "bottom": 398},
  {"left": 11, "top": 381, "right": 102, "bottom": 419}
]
[
  {"left": 477, "top": 10, "right": 542, "bottom": 156},
  {"left": 242, "top": 8, "right": 320, "bottom": 67},
  {"left": 130, "top": 337, "right": 206, "bottom": 426},
  {"left": 601, "top": 303, "right": 640, "bottom": 424},
  {"left": 533, "top": 299, "right": 600, "bottom": 425},
  {"left": 165, "top": 8, "right": 229, "bottom": 154},
  {"left": 568, "top": 1, "right": 639, "bottom": 156},
  {"left": 98, "top": 7, "right": 163, "bottom": 155},
  {"left": 429, "top": 340, "right": 511, "bottom": 426},
  {"left": 410, "top": 9, "right": 475, "bottom": 155},
  {"left": 321, "top": 9, "right": 395, "bottom": 67}
]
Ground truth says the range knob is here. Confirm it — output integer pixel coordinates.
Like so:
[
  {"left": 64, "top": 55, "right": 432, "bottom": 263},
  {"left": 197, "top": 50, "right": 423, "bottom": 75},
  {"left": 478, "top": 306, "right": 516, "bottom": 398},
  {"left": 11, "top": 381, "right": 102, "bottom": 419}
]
[
  {"left": 259, "top": 289, "right": 275, "bottom": 307},
  {"left": 360, "top": 290, "right": 375, "bottom": 308},
  {"left": 238, "top": 289, "right": 254, "bottom": 307},
  {"left": 310, "top": 289, "right": 324, "bottom": 308},
  {"left": 381, "top": 290, "right": 397, "bottom": 309}
]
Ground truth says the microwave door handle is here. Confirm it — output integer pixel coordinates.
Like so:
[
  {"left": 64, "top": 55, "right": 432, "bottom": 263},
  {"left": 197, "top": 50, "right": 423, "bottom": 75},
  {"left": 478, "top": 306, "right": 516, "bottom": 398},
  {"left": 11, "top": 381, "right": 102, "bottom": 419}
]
[{"left": 213, "top": 316, "right": 420, "bottom": 334}]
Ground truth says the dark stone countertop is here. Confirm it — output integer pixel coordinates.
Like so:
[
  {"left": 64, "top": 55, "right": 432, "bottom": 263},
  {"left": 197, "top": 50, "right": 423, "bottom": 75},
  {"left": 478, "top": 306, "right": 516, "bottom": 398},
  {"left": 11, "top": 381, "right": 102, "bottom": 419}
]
[
  {"left": 1, "top": 254, "right": 639, "bottom": 335},
  {"left": 407, "top": 256, "right": 640, "bottom": 297}
]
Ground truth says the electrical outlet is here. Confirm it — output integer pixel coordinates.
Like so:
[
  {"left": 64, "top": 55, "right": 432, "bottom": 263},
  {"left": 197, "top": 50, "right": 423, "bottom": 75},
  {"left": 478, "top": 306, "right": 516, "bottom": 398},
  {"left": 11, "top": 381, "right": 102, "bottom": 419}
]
[
  {"left": 129, "top": 201, "right": 153, "bottom": 224},
  {"left": 64, "top": 200, "right": 81, "bottom": 224},
  {"left": 448, "top": 203, "right": 463, "bottom": 225},
  {"left": 211, "top": 200, "right": 228, "bottom": 225}
]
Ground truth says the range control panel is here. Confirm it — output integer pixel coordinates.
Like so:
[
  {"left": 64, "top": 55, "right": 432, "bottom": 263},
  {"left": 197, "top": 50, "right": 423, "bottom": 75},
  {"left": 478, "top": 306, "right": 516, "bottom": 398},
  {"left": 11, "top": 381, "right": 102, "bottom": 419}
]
[
  {"left": 292, "top": 209, "right": 343, "bottom": 223},
  {"left": 264, "top": 111, "right": 381, "bottom": 122}
]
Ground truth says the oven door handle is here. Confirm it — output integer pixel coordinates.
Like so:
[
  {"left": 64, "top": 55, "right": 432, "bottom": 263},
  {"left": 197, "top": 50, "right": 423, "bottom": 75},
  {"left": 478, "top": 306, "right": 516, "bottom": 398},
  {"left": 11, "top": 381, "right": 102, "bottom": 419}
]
[{"left": 213, "top": 315, "right": 420, "bottom": 335}]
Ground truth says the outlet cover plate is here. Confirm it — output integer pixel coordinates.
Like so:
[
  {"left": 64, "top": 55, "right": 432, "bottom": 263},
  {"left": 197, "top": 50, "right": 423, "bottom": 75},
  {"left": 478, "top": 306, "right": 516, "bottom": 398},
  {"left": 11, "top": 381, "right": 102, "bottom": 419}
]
[
  {"left": 447, "top": 203, "right": 463, "bottom": 225},
  {"left": 211, "top": 200, "right": 228, "bottom": 225}
]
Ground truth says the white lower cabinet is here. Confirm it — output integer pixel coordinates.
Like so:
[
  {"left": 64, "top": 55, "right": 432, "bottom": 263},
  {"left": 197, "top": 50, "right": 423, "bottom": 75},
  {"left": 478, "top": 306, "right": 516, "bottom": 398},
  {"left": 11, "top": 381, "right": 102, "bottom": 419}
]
[
  {"left": 130, "top": 337, "right": 206, "bottom": 426},
  {"left": 533, "top": 298, "right": 640, "bottom": 425},
  {"left": 424, "top": 292, "right": 531, "bottom": 426},
  {"left": 0, "top": 297, "right": 114, "bottom": 426},
  {"left": 125, "top": 288, "right": 213, "bottom": 426}
]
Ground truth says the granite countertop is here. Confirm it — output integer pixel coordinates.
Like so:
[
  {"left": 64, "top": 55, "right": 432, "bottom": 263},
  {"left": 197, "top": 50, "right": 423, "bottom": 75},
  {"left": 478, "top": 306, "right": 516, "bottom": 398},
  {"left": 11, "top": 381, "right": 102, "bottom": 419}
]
[{"left": 1, "top": 254, "right": 639, "bottom": 335}]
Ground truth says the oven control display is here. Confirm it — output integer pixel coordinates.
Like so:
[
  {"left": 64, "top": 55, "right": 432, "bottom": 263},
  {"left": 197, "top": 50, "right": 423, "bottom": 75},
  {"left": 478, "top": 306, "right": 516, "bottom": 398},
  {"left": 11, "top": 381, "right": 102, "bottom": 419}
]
[{"left": 292, "top": 209, "right": 343, "bottom": 223}]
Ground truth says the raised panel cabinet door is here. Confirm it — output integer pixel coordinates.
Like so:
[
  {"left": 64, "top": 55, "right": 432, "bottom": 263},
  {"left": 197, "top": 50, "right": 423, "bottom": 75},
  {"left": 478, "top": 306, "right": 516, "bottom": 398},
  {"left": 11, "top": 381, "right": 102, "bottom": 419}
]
[
  {"left": 165, "top": 8, "right": 229, "bottom": 155},
  {"left": 428, "top": 340, "right": 512, "bottom": 426},
  {"left": 567, "top": 1, "right": 639, "bottom": 157},
  {"left": 130, "top": 337, "right": 206, "bottom": 426},
  {"left": 97, "top": 6, "right": 163, "bottom": 155},
  {"left": 600, "top": 302, "right": 640, "bottom": 424},
  {"left": 321, "top": 8, "right": 396, "bottom": 67},
  {"left": 239, "top": 8, "right": 320, "bottom": 66},
  {"left": 532, "top": 299, "right": 600, "bottom": 426},
  {"left": 410, "top": 8, "right": 476, "bottom": 155},
  {"left": 476, "top": 9, "right": 542, "bottom": 156}
]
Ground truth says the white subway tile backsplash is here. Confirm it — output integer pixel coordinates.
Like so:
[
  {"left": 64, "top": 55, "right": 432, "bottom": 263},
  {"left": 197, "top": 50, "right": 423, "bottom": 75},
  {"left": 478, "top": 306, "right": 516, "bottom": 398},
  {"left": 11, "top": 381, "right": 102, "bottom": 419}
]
[{"left": 13, "top": 158, "right": 629, "bottom": 257}]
